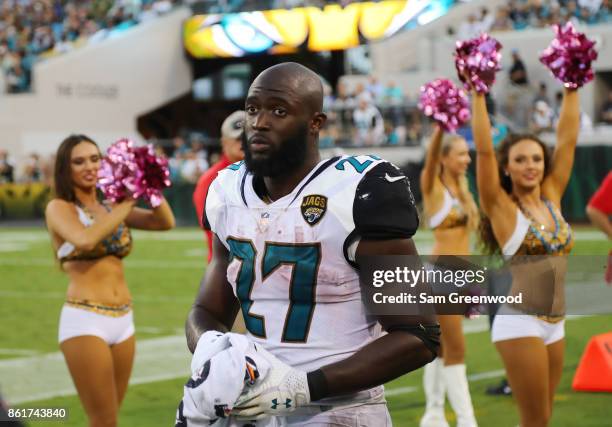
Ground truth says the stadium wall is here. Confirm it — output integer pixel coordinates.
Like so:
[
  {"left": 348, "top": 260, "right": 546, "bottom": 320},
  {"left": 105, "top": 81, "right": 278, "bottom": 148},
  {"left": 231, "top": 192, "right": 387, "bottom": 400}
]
[{"left": 0, "top": 7, "right": 192, "bottom": 163}]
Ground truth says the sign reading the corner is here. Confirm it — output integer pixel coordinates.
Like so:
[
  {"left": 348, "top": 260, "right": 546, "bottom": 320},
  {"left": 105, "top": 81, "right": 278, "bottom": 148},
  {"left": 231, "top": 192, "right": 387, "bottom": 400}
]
[{"left": 56, "top": 84, "right": 119, "bottom": 100}]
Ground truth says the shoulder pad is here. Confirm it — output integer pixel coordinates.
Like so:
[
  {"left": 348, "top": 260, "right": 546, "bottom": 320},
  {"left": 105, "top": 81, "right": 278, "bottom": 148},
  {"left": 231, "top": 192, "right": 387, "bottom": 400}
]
[{"left": 353, "top": 161, "right": 419, "bottom": 240}]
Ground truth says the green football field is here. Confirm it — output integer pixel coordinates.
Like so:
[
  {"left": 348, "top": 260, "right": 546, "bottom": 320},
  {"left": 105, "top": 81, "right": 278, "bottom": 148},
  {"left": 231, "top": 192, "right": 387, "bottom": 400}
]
[{"left": 0, "top": 226, "right": 610, "bottom": 426}]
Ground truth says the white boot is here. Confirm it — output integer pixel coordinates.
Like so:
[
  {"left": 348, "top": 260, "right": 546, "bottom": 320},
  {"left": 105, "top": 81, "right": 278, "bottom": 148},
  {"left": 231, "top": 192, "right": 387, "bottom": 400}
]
[
  {"left": 442, "top": 364, "right": 478, "bottom": 427},
  {"left": 420, "top": 358, "right": 449, "bottom": 427}
]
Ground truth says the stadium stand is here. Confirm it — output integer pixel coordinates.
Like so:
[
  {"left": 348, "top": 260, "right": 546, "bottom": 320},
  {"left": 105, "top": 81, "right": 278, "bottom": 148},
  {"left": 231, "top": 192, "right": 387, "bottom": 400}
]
[
  {"left": 0, "top": 0, "right": 610, "bottom": 221},
  {"left": 0, "top": 0, "right": 182, "bottom": 94}
]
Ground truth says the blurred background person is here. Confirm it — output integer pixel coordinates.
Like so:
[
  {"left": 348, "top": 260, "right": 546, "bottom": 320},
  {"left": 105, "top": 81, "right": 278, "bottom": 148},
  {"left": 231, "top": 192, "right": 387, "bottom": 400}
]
[
  {"left": 193, "top": 110, "right": 245, "bottom": 263},
  {"left": 599, "top": 90, "right": 612, "bottom": 124},
  {"left": 458, "top": 13, "right": 480, "bottom": 40},
  {"left": 22, "top": 152, "right": 42, "bottom": 183},
  {"left": 532, "top": 82, "right": 550, "bottom": 106},
  {"left": 353, "top": 92, "right": 384, "bottom": 146},
  {"left": 420, "top": 125, "right": 479, "bottom": 427},
  {"left": 509, "top": 49, "right": 529, "bottom": 86},
  {"left": 586, "top": 171, "right": 612, "bottom": 284},
  {"left": 179, "top": 145, "right": 208, "bottom": 184},
  {"left": 0, "top": 149, "right": 14, "bottom": 183},
  {"left": 530, "top": 100, "right": 555, "bottom": 134}
]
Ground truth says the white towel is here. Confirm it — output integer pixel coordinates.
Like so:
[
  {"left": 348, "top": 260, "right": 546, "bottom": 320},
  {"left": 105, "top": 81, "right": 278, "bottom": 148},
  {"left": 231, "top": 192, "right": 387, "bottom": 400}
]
[{"left": 176, "top": 331, "right": 273, "bottom": 427}]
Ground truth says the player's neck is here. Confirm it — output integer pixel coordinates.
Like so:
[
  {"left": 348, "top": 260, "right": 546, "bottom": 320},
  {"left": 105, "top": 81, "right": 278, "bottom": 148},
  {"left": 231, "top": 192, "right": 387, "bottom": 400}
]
[{"left": 263, "top": 153, "right": 320, "bottom": 202}]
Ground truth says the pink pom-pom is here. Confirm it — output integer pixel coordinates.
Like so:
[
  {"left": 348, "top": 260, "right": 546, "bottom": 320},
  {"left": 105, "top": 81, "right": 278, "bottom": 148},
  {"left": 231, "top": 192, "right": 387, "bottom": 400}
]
[
  {"left": 418, "top": 79, "right": 471, "bottom": 132},
  {"left": 539, "top": 22, "right": 598, "bottom": 89},
  {"left": 454, "top": 33, "right": 503, "bottom": 94},
  {"left": 98, "top": 138, "right": 171, "bottom": 207}
]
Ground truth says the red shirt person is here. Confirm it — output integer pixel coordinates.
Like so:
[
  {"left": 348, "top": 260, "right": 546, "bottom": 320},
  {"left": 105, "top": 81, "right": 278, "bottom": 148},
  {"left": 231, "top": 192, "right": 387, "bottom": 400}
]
[
  {"left": 586, "top": 171, "right": 612, "bottom": 283},
  {"left": 193, "top": 111, "right": 245, "bottom": 262}
]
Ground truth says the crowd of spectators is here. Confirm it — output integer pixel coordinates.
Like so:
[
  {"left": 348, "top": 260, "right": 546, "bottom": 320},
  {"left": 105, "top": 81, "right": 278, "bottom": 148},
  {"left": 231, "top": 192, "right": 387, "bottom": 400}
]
[
  {"left": 0, "top": 139, "right": 213, "bottom": 187},
  {"left": 0, "top": 149, "right": 51, "bottom": 184},
  {"left": 165, "top": 135, "right": 212, "bottom": 184},
  {"left": 321, "top": 77, "right": 424, "bottom": 147},
  {"left": 1, "top": 0, "right": 179, "bottom": 94},
  {"left": 504, "top": 73, "right": 602, "bottom": 135},
  {"left": 154, "top": 77, "right": 424, "bottom": 183},
  {"left": 499, "top": 47, "right": 612, "bottom": 134},
  {"left": 0, "top": 138, "right": 214, "bottom": 186},
  {"left": 452, "top": 1, "right": 611, "bottom": 39},
  {"left": 1, "top": 0, "right": 362, "bottom": 94},
  {"left": 3, "top": 82, "right": 612, "bottom": 187},
  {"left": 526, "top": 84, "right": 600, "bottom": 133}
]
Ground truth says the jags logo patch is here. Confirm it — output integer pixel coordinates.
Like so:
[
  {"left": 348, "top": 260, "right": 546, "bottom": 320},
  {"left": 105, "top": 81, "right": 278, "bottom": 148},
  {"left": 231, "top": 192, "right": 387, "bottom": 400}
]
[{"left": 301, "top": 194, "right": 327, "bottom": 226}]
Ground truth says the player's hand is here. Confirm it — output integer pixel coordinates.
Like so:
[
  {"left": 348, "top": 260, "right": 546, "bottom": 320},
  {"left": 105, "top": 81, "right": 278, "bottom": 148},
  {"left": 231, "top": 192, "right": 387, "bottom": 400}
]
[{"left": 232, "top": 346, "right": 310, "bottom": 419}]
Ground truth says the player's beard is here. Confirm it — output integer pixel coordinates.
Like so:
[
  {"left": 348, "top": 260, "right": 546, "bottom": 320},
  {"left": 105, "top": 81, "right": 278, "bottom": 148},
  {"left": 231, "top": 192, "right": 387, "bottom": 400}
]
[{"left": 242, "top": 124, "right": 309, "bottom": 178}]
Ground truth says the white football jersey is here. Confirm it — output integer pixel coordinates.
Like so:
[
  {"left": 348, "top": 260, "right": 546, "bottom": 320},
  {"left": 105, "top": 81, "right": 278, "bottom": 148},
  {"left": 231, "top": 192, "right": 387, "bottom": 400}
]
[{"left": 204, "top": 155, "right": 418, "bottom": 375}]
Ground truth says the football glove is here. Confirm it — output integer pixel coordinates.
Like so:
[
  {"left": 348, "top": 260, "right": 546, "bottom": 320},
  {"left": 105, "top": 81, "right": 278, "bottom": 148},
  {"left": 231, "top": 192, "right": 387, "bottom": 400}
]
[{"left": 232, "top": 345, "right": 310, "bottom": 420}]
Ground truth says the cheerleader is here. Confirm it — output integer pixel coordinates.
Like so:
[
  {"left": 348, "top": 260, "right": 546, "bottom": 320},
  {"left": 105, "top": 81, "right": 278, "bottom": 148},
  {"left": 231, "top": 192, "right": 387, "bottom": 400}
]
[
  {"left": 420, "top": 124, "right": 479, "bottom": 427},
  {"left": 470, "top": 84, "right": 579, "bottom": 426},
  {"left": 45, "top": 135, "right": 175, "bottom": 426}
]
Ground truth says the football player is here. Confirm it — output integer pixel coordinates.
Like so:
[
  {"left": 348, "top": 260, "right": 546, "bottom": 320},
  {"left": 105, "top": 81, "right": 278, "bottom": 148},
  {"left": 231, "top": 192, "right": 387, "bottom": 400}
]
[{"left": 186, "top": 62, "right": 439, "bottom": 425}]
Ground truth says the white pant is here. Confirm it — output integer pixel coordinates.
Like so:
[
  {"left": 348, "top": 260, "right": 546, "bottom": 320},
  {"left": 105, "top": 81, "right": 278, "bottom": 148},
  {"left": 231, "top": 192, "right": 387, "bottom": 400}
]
[
  {"left": 227, "top": 403, "right": 392, "bottom": 427},
  {"left": 491, "top": 306, "right": 564, "bottom": 345},
  {"left": 58, "top": 305, "right": 134, "bottom": 345}
]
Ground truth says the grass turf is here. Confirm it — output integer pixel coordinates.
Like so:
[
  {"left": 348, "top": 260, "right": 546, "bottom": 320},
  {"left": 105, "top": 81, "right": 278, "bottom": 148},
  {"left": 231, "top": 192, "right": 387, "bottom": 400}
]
[{"left": 1, "top": 227, "right": 609, "bottom": 426}]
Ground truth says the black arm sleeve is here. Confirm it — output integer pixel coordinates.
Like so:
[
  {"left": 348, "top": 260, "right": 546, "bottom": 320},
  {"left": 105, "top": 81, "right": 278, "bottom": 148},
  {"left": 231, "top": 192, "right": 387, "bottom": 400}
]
[{"left": 352, "top": 162, "right": 420, "bottom": 240}]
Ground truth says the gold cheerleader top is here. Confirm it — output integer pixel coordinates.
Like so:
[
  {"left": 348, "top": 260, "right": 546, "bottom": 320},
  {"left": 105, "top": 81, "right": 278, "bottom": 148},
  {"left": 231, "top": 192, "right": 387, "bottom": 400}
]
[
  {"left": 57, "top": 203, "right": 132, "bottom": 263},
  {"left": 502, "top": 199, "right": 573, "bottom": 258},
  {"left": 429, "top": 188, "right": 469, "bottom": 230}
]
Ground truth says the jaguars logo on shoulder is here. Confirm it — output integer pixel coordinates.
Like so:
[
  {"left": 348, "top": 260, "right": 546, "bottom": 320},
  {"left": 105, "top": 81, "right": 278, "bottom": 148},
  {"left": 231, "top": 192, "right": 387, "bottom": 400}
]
[{"left": 301, "top": 194, "right": 327, "bottom": 226}]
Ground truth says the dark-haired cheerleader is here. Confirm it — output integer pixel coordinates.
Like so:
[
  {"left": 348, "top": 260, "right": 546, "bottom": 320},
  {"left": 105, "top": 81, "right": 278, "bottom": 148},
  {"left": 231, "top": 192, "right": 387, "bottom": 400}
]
[
  {"left": 45, "top": 135, "right": 174, "bottom": 426},
  {"left": 470, "top": 85, "right": 579, "bottom": 426}
]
